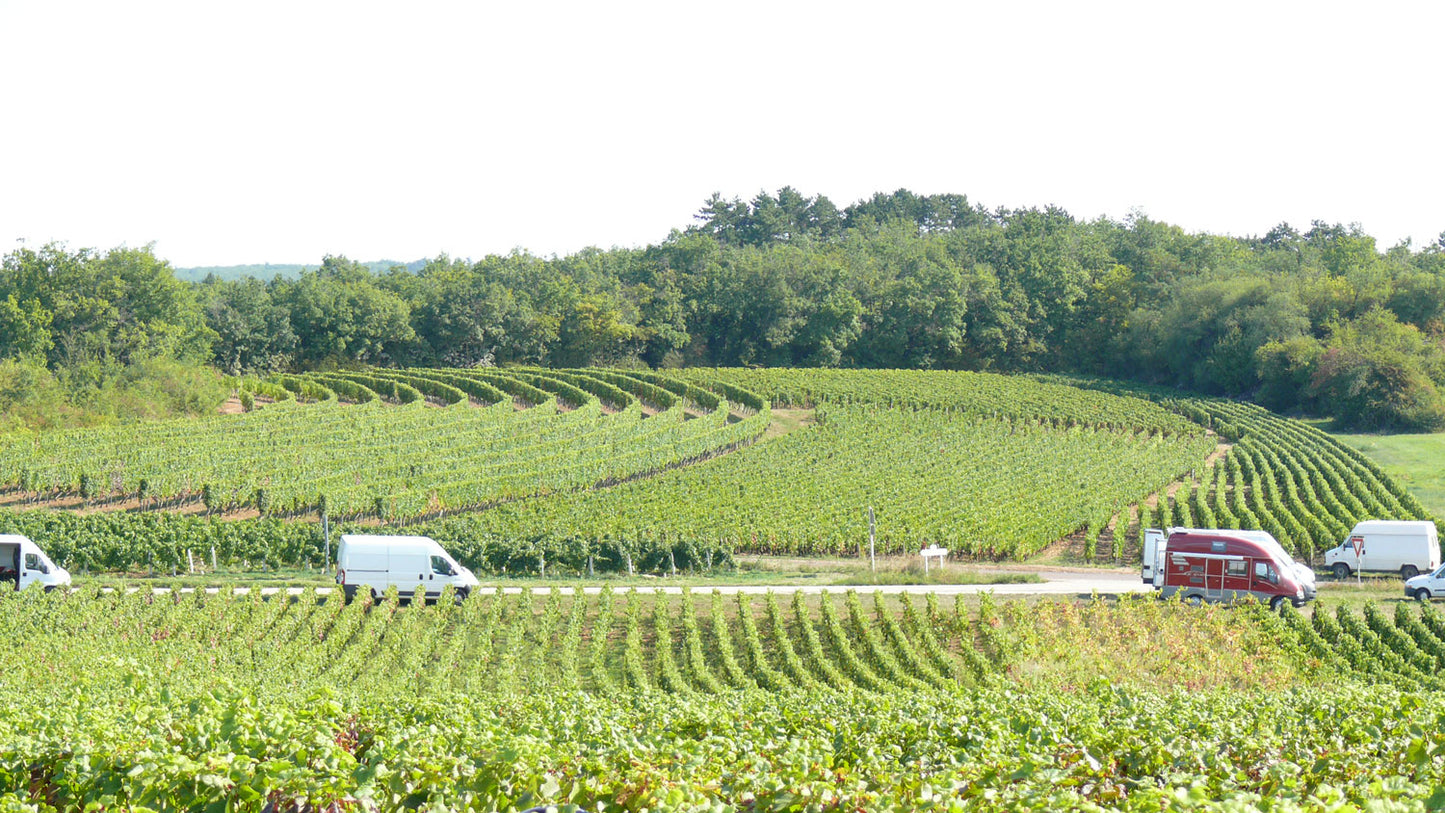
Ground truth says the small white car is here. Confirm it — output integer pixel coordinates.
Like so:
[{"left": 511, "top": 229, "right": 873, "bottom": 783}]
[
  {"left": 1404, "top": 566, "right": 1445, "bottom": 601},
  {"left": 0, "top": 534, "right": 71, "bottom": 591}
]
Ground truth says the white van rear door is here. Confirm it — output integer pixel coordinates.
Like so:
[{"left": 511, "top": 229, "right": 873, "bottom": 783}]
[{"left": 1142, "top": 529, "right": 1164, "bottom": 585}]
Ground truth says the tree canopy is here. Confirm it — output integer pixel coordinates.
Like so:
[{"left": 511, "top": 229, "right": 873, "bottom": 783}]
[{"left": 7, "top": 190, "right": 1445, "bottom": 431}]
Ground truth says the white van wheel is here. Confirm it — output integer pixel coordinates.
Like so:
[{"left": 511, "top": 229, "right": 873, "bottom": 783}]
[
  {"left": 1331, "top": 563, "right": 1351, "bottom": 580},
  {"left": 1416, "top": 588, "right": 1432, "bottom": 602},
  {"left": 1402, "top": 565, "right": 1420, "bottom": 580}
]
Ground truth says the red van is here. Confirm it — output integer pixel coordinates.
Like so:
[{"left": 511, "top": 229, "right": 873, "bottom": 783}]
[{"left": 1144, "top": 527, "right": 1317, "bottom": 609}]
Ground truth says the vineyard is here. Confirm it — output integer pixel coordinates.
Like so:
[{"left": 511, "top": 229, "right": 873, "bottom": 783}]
[
  {"left": 438, "top": 405, "right": 1215, "bottom": 559},
  {"left": 0, "top": 367, "right": 1435, "bottom": 576},
  {"left": 672, "top": 367, "right": 1200, "bottom": 433},
  {"left": 0, "top": 367, "right": 769, "bottom": 520},
  {"left": 4, "top": 586, "right": 1445, "bottom": 810}
]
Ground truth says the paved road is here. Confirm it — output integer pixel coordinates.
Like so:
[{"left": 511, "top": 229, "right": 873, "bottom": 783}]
[{"left": 103, "top": 569, "right": 1153, "bottom": 597}]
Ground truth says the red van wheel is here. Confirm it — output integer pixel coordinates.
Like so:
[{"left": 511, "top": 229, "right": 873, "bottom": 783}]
[{"left": 1269, "top": 596, "right": 1287, "bottom": 612}]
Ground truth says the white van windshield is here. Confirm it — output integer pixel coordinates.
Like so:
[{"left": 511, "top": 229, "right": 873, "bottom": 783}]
[{"left": 430, "top": 555, "right": 457, "bottom": 576}]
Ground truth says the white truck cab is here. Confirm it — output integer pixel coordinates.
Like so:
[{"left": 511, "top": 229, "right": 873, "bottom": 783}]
[
  {"left": 0, "top": 534, "right": 71, "bottom": 591},
  {"left": 335, "top": 534, "right": 478, "bottom": 602}
]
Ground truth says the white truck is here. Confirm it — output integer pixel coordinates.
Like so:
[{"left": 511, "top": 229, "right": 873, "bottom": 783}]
[
  {"left": 1323, "top": 520, "right": 1440, "bottom": 580},
  {"left": 335, "top": 534, "right": 478, "bottom": 602},
  {"left": 0, "top": 534, "right": 72, "bottom": 591}
]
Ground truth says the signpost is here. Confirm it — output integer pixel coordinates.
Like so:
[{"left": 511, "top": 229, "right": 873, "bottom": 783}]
[
  {"left": 1351, "top": 535, "right": 1364, "bottom": 585},
  {"left": 921, "top": 546, "right": 949, "bottom": 575}
]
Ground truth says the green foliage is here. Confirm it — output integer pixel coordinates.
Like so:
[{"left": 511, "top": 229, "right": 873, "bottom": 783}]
[
  {"left": 0, "top": 368, "right": 768, "bottom": 522},
  {"left": 6, "top": 587, "right": 1445, "bottom": 810},
  {"left": 0, "top": 356, "right": 227, "bottom": 433},
  {"left": 8, "top": 365, "right": 1435, "bottom": 574},
  {"left": 12, "top": 190, "right": 1445, "bottom": 429},
  {"left": 1310, "top": 308, "right": 1445, "bottom": 431},
  {"left": 0, "top": 242, "right": 214, "bottom": 368},
  {"left": 459, "top": 402, "right": 1212, "bottom": 559}
]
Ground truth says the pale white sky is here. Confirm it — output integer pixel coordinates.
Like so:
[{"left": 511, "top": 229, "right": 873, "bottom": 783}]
[{"left": 2, "top": 1, "right": 1442, "bottom": 268}]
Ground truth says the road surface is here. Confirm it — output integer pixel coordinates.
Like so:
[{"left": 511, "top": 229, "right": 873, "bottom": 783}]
[{"left": 99, "top": 569, "right": 1152, "bottom": 597}]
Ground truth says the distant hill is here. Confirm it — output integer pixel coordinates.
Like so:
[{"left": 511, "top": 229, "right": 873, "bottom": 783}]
[{"left": 174, "top": 259, "right": 429, "bottom": 283}]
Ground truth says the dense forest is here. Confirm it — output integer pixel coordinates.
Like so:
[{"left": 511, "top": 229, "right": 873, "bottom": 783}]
[{"left": 3, "top": 187, "right": 1444, "bottom": 430}]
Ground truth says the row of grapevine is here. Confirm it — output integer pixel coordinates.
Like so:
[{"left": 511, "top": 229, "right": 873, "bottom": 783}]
[
  {"left": 1139, "top": 399, "right": 1434, "bottom": 561},
  {"left": 1270, "top": 600, "right": 1445, "bottom": 690},
  {"left": 0, "top": 505, "right": 737, "bottom": 576},
  {"left": 0, "top": 584, "right": 1005, "bottom": 696},
  {"left": 683, "top": 367, "right": 1203, "bottom": 433},
  {"left": 444, "top": 405, "right": 1216, "bottom": 558},
  {"left": 6, "top": 586, "right": 1438, "bottom": 810},
  {"left": 0, "top": 369, "right": 771, "bottom": 521}
]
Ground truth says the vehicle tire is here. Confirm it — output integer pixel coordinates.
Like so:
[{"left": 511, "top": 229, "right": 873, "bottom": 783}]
[
  {"left": 456, "top": 587, "right": 471, "bottom": 602},
  {"left": 1416, "top": 588, "right": 1432, "bottom": 602},
  {"left": 1185, "top": 594, "right": 1204, "bottom": 607},
  {"left": 1269, "top": 595, "right": 1287, "bottom": 612},
  {"left": 1331, "top": 562, "right": 1351, "bottom": 580},
  {"left": 342, "top": 584, "right": 358, "bottom": 604},
  {"left": 1403, "top": 565, "right": 1420, "bottom": 580}
]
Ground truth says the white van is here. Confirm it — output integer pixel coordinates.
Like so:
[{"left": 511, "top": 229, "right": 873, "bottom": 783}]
[
  {"left": 1324, "top": 520, "right": 1441, "bottom": 579},
  {"left": 335, "top": 534, "right": 478, "bottom": 601},
  {"left": 0, "top": 535, "right": 71, "bottom": 591}
]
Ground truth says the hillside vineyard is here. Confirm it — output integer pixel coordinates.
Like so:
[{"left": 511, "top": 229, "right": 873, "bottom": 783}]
[
  {"left": 0, "top": 368, "right": 1433, "bottom": 576},
  {"left": 3, "top": 586, "right": 1445, "bottom": 809}
]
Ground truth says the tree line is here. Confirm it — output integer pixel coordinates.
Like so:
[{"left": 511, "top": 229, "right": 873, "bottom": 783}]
[{"left": 3, "top": 187, "right": 1444, "bottom": 430}]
